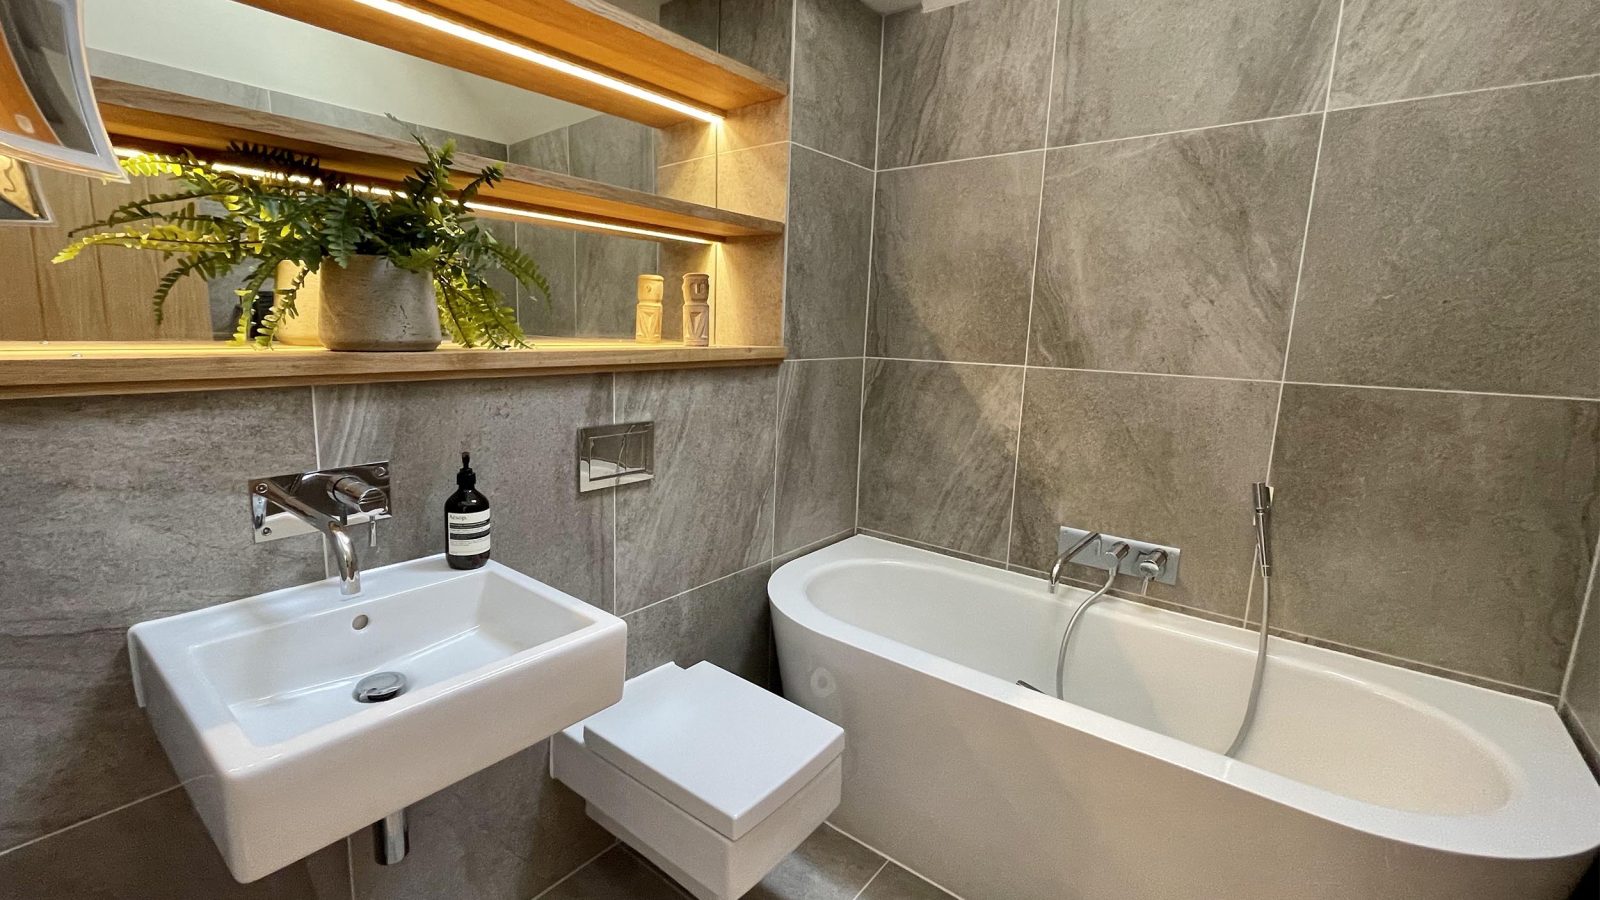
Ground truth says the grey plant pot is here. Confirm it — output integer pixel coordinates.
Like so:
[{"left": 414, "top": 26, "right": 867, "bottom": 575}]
[{"left": 317, "top": 255, "right": 442, "bottom": 352}]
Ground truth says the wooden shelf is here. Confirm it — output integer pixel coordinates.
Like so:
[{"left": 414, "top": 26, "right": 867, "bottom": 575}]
[
  {"left": 95, "top": 79, "right": 785, "bottom": 243},
  {"left": 0, "top": 340, "right": 785, "bottom": 400},
  {"left": 230, "top": 0, "right": 787, "bottom": 127}
]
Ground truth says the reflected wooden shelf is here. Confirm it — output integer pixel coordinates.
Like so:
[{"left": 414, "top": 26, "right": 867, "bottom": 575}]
[
  {"left": 232, "top": 0, "right": 786, "bottom": 127},
  {"left": 0, "top": 340, "right": 785, "bottom": 400},
  {"left": 95, "top": 79, "right": 785, "bottom": 243}
]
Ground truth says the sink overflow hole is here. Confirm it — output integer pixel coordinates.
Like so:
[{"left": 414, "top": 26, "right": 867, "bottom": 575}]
[{"left": 352, "top": 615, "right": 370, "bottom": 631}]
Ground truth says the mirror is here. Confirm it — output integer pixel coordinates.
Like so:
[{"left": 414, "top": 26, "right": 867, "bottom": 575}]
[{"left": 0, "top": 0, "right": 786, "bottom": 347}]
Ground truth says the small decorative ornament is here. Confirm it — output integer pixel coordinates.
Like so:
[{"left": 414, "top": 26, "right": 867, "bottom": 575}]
[
  {"left": 681, "top": 273, "right": 710, "bottom": 347},
  {"left": 635, "top": 274, "right": 664, "bottom": 343}
]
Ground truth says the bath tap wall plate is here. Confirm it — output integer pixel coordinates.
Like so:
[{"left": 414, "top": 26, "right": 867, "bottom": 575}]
[
  {"left": 1057, "top": 526, "right": 1180, "bottom": 585},
  {"left": 249, "top": 462, "right": 392, "bottom": 543}
]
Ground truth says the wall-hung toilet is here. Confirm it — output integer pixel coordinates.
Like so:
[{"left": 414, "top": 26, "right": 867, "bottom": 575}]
[{"left": 552, "top": 661, "right": 846, "bottom": 900}]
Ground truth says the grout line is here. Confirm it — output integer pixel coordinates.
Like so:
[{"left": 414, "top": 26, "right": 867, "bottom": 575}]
[
  {"left": 346, "top": 835, "right": 356, "bottom": 900},
  {"left": 859, "top": 527, "right": 1008, "bottom": 567},
  {"left": 1564, "top": 703, "right": 1600, "bottom": 761},
  {"left": 0, "top": 783, "right": 185, "bottom": 860},
  {"left": 527, "top": 840, "right": 620, "bottom": 900},
  {"left": 850, "top": 861, "right": 891, "bottom": 900},
  {"left": 824, "top": 822, "right": 971, "bottom": 900},
  {"left": 792, "top": 140, "right": 875, "bottom": 174},
  {"left": 610, "top": 373, "right": 618, "bottom": 615},
  {"left": 1557, "top": 530, "right": 1600, "bottom": 707},
  {"left": 1048, "top": 110, "right": 1321, "bottom": 153},
  {"left": 1266, "top": 0, "right": 1345, "bottom": 480},
  {"left": 1327, "top": 70, "right": 1600, "bottom": 114},
  {"left": 876, "top": 145, "right": 1042, "bottom": 174},
  {"left": 620, "top": 559, "right": 771, "bottom": 620},
  {"left": 855, "top": 15, "right": 886, "bottom": 533},
  {"left": 1281, "top": 378, "right": 1600, "bottom": 405}
]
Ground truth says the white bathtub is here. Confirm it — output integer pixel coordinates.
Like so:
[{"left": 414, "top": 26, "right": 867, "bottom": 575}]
[{"left": 768, "top": 536, "right": 1600, "bottom": 900}]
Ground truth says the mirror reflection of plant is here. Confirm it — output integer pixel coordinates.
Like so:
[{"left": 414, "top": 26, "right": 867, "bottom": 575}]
[{"left": 56, "top": 138, "right": 549, "bottom": 348}]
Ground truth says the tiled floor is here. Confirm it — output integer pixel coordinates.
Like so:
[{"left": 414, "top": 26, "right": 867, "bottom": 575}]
[{"left": 539, "top": 824, "right": 959, "bottom": 900}]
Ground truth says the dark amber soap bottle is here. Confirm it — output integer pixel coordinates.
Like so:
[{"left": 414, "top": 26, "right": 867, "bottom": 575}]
[{"left": 445, "top": 452, "right": 490, "bottom": 569}]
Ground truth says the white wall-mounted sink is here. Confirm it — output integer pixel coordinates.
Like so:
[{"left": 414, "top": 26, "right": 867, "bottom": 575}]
[{"left": 129, "top": 556, "right": 626, "bottom": 883}]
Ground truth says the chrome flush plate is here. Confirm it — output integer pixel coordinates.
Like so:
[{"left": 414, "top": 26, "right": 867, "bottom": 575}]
[{"left": 578, "top": 422, "right": 654, "bottom": 493}]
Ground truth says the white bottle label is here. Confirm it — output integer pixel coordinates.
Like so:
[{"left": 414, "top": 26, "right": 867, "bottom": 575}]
[{"left": 447, "top": 510, "right": 491, "bottom": 556}]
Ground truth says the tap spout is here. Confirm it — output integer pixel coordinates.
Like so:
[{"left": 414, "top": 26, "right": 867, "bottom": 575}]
[{"left": 1049, "top": 531, "right": 1103, "bottom": 594}]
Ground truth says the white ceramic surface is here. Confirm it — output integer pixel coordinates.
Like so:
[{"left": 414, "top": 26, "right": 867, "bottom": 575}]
[
  {"left": 130, "top": 555, "right": 626, "bottom": 882},
  {"left": 769, "top": 536, "right": 1600, "bottom": 900}
]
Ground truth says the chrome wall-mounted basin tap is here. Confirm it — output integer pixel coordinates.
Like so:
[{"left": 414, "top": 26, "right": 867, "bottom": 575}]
[{"left": 250, "top": 463, "right": 392, "bottom": 596}]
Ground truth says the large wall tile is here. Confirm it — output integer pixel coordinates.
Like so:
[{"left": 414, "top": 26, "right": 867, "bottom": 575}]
[
  {"left": 776, "top": 359, "right": 863, "bottom": 554},
  {"left": 568, "top": 115, "right": 656, "bottom": 193},
  {"left": 786, "top": 146, "right": 873, "bottom": 359},
  {"left": 716, "top": 237, "right": 786, "bottom": 347},
  {"left": 576, "top": 234, "right": 660, "bottom": 339},
  {"left": 720, "top": 0, "right": 795, "bottom": 82},
  {"left": 351, "top": 742, "right": 610, "bottom": 900},
  {"left": 858, "top": 360, "right": 1023, "bottom": 559},
  {"left": 1288, "top": 80, "right": 1600, "bottom": 398},
  {"left": 1050, "top": 0, "right": 1336, "bottom": 146},
  {"left": 516, "top": 222, "right": 577, "bottom": 336},
  {"left": 1011, "top": 370, "right": 1276, "bottom": 616},
  {"left": 614, "top": 367, "right": 778, "bottom": 613},
  {"left": 1030, "top": 116, "right": 1319, "bottom": 378},
  {"left": 792, "top": 0, "right": 882, "bottom": 168},
  {"left": 1331, "top": 0, "right": 1600, "bottom": 108},
  {"left": 657, "top": 155, "right": 717, "bottom": 207},
  {"left": 0, "top": 390, "right": 320, "bottom": 849},
  {"left": 877, "top": 0, "right": 1055, "bottom": 167},
  {"left": 508, "top": 129, "right": 569, "bottom": 171},
  {"left": 868, "top": 152, "right": 1042, "bottom": 364},
  {"left": 1567, "top": 574, "right": 1600, "bottom": 759},
  {"left": 0, "top": 789, "right": 347, "bottom": 900},
  {"left": 624, "top": 563, "right": 774, "bottom": 687},
  {"left": 718, "top": 142, "right": 791, "bottom": 222},
  {"left": 1270, "top": 385, "right": 1600, "bottom": 692},
  {"left": 314, "top": 376, "right": 612, "bottom": 607}
]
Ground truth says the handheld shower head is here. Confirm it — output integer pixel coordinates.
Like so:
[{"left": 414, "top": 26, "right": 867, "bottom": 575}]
[{"left": 1251, "top": 482, "right": 1274, "bottom": 578}]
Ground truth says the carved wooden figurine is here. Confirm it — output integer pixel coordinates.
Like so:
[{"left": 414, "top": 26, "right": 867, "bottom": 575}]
[
  {"left": 681, "top": 273, "right": 711, "bottom": 347},
  {"left": 635, "top": 274, "right": 664, "bottom": 343}
]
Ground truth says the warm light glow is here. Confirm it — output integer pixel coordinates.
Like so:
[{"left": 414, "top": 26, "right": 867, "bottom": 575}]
[
  {"left": 348, "top": 0, "right": 725, "bottom": 125},
  {"left": 113, "top": 146, "right": 718, "bottom": 245}
]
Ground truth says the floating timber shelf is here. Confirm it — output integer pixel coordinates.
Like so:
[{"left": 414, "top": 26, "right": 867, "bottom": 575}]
[
  {"left": 230, "top": 0, "right": 787, "bottom": 127},
  {"left": 94, "top": 79, "right": 785, "bottom": 243},
  {"left": 0, "top": 340, "right": 786, "bottom": 400}
]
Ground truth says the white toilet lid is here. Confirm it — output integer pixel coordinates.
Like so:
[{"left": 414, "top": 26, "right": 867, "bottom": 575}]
[{"left": 581, "top": 662, "right": 845, "bottom": 840}]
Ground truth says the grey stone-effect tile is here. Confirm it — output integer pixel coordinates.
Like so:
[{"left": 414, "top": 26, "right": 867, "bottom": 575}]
[
  {"left": 87, "top": 50, "right": 270, "bottom": 111},
  {"left": 1567, "top": 575, "right": 1600, "bottom": 754},
  {"left": 1030, "top": 116, "right": 1320, "bottom": 379},
  {"left": 518, "top": 222, "right": 578, "bottom": 336},
  {"left": 570, "top": 115, "right": 657, "bottom": 193},
  {"left": 624, "top": 563, "right": 773, "bottom": 687},
  {"left": 1288, "top": 80, "right": 1600, "bottom": 398},
  {"left": 0, "top": 787, "right": 347, "bottom": 900},
  {"left": 509, "top": 129, "right": 570, "bottom": 171},
  {"left": 657, "top": 156, "right": 717, "bottom": 206},
  {"left": 868, "top": 152, "right": 1042, "bottom": 364},
  {"left": 614, "top": 367, "right": 778, "bottom": 613},
  {"left": 717, "top": 142, "right": 790, "bottom": 222},
  {"left": 352, "top": 743, "right": 610, "bottom": 900},
  {"left": 660, "top": 0, "right": 720, "bottom": 51},
  {"left": 660, "top": 243, "right": 719, "bottom": 342},
  {"left": 1050, "top": 0, "right": 1337, "bottom": 146},
  {"left": 1270, "top": 385, "right": 1600, "bottom": 692},
  {"left": 776, "top": 359, "right": 863, "bottom": 554},
  {"left": 314, "top": 376, "right": 612, "bottom": 607},
  {"left": 1012, "top": 370, "right": 1277, "bottom": 616},
  {"left": 1331, "top": 0, "right": 1600, "bottom": 108},
  {"left": 576, "top": 234, "right": 660, "bottom": 339},
  {"left": 792, "top": 0, "right": 883, "bottom": 168},
  {"left": 745, "top": 825, "right": 886, "bottom": 900},
  {"left": 786, "top": 145, "right": 873, "bottom": 359},
  {"left": 540, "top": 845, "right": 686, "bottom": 900},
  {"left": 716, "top": 237, "right": 786, "bottom": 347},
  {"left": 720, "top": 0, "right": 795, "bottom": 82},
  {"left": 858, "top": 360, "right": 1023, "bottom": 559},
  {"left": 877, "top": 0, "right": 1055, "bottom": 168},
  {"left": 267, "top": 92, "right": 507, "bottom": 161},
  {"left": 0, "top": 390, "right": 320, "bottom": 850},
  {"left": 859, "top": 863, "right": 957, "bottom": 900}
]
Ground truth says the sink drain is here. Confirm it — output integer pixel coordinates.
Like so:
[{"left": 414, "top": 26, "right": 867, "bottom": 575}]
[{"left": 353, "top": 671, "right": 407, "bottom": 703}]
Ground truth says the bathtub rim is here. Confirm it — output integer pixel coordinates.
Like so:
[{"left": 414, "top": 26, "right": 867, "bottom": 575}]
[{"left": 768, "top": 534, "right": 1600, "bottom": 862}]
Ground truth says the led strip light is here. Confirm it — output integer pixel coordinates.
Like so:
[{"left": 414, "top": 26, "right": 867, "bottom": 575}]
[
  {"left": 113, "top": 146, "right": 717, "bottom": 245},
  {"left": 350, "top": 0, "right": 724, "bottom": 125}
]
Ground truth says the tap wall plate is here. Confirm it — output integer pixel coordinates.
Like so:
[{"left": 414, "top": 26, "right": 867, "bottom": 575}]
[
  {"left": 249, "top": 462, "right": 392, "bottom": 544},
  {"left": 1057, "top": 526, "right": 1181, "bottom": 586}
]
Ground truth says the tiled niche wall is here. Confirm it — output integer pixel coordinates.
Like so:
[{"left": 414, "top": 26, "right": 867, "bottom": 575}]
[
  {"left": 854, "top": 0, "right": 1600, "bottom": 742},
  {"left": 0, "top": 0, "right": 883, "bottom": 897}
]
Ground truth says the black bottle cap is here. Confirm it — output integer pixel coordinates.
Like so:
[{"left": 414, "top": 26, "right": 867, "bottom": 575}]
[{"left": 457, "top": 451, "right": 476, "bottom": 489}]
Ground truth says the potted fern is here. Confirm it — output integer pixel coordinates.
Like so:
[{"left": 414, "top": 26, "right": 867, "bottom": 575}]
[{"left": 58, "top": 138, "right": 548, "bottom": 350}]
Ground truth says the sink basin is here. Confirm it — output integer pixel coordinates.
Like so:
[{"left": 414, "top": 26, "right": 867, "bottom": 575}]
[{"left": 129, "top": 555, "right": 626, "bottom": 882}]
